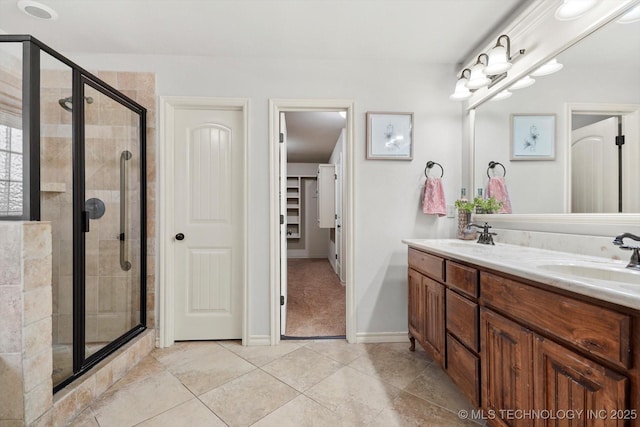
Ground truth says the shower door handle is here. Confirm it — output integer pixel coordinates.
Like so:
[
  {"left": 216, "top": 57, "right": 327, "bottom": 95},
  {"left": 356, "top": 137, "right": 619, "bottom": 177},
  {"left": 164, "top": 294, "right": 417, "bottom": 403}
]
[{"left": 119, "top": 150, "right": 133, "bottom": 271}]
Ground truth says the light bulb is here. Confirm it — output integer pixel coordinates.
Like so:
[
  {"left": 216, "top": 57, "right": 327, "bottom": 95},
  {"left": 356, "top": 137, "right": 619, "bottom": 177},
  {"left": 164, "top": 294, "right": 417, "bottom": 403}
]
[
  {"left": 530, "top": 58, "right": 563, "bottom": 76},
  {"left": 485, "top": 44, "right": 512, "bottom": 75},
  {"left": 466, "top": 63, "right": 490, "bottom": 90},
  {"left": 510, "top": 75, "right": 535, "bottom": 90}
]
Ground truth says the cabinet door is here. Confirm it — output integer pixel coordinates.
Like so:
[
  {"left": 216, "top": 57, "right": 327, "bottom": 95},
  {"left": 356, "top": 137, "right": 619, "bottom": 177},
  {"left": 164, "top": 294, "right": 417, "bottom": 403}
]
[
  {"left": 408, "top": 268, "right": 424, "bottom": 345},
  {"left": 317, "top": 164, "right": 335, "bottom": 228},
  {"left": 534, "top": 335, "right": 628, "bottom": 427},
  {"left": 424, "top": 276, "right": 445, "bottom": 365},
  {"left": 481, "top": 308, "right": 533, "bottom": 427}
]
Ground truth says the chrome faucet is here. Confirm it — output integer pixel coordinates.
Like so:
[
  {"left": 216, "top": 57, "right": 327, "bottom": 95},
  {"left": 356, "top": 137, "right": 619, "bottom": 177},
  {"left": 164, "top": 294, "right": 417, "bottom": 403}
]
[
  {"left": 466, "top": 222, "right": 497, "bottom": 245},
  {"left": 613, "top": 233, "right": 640, "bottom": 270}
]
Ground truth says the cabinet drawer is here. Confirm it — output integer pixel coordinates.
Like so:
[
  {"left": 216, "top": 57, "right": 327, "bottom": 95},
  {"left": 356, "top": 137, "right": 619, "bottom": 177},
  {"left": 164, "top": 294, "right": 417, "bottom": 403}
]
[
  {"left": 446, "top": 289, "right": 479, "bottom": 352},
  {"left": 446, "top": 334, "right": 480, "bottom": 407},
  {"left": 481, "top": 272, "right": 631, "bottom": 369},
  {"left": 408, "top": 248, "right": 444, "bottom": 281},
  {"left": 446, "top": 261, "right": 478, "bottom": 298}
]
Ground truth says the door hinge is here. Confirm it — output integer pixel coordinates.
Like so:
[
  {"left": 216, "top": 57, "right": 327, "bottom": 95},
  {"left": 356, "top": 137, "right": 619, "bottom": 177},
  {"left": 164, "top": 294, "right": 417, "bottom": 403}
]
[
  {"left": 279, "top": 133, "right": 284, "bottom": 143},
  {"left": 335, "top": 254, "right": 338, "bottom": 259},
  {"left": 280, "top": 296, "right": 285, "bottom": 305},
  {"left": 334, "top": 174, "right": 337, "bottom": 179},
  {"left": 280, "top": 215, "right": 284, "bottom": 224},
  {"left": 615, "top": 135, "right": 625, "bottom": 146},
  {"left": 335, "top": 213, "right": 337, "bottom": 219}
]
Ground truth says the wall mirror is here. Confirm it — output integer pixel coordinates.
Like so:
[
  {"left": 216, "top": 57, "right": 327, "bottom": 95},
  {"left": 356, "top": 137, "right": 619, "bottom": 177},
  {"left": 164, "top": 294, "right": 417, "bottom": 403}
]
[{"left": 473, "top": 10, "right": 640, "bottom": 217}]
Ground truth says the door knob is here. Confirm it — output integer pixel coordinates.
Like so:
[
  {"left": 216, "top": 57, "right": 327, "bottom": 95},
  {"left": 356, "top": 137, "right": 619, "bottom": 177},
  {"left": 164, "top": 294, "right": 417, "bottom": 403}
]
[{"left": 175, "top": 233, "right": 185, "bottom": 241}]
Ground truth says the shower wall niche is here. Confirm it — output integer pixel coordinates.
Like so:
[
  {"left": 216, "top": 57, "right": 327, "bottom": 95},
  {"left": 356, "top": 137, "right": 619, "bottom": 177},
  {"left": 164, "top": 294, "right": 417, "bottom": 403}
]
[{"left": 0, "top": 35, "right": 148, "bottom": 393}]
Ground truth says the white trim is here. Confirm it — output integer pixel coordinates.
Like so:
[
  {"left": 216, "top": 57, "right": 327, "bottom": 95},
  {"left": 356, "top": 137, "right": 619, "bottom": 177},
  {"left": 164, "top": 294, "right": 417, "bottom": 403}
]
[
  {"left": 246, "top": 335, "right": 272, "bottom": 346},
  {"left": 269, "top": 99, "right": 356, "bottom": 346},
  {"left": 159, "top": 96, "right": 249, "bottom": 348},
  {"left": 356, "top": 332, "right": 409, "bottom": 344}
]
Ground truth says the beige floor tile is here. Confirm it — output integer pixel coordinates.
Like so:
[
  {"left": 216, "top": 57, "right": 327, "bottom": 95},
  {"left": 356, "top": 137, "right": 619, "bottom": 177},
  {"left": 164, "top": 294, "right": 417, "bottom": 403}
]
[
  {"left": 252, "top": 395, "right": 344, "bottom": 427},
  {"left": 136, "top": 398, "right": 226, "bottom": 427},
  {"left": 262, "top": 347, "right": 343, "bottom": 392},
  {"left": 370, "top": 391, "right": 480, "bottom": 427},
  {"left": 90, "top": 370, "right": 193, "bottom": 427},
  {"left": 305, "top": 366, "right": 401, "bottom": 425},
  {"left": 101, "top": 355, "right": 166, "bottom": 395},
  {"left": 404, "top": 362, "right": 476, "bottom": 414},
  {"left": 347, "top": 342, "right": 431, "bottom": 389},
  {"left": 304, "top": 340, "right": 373, "bottom": 365},
  {"left": 151, "top": 341, "right": 224, "bottom": 368},
  {"left": 219, "top": 340, "right": 302, "bottom": 366},
  {"left": 199, "top": 369, "right": 298, "bottom": 427},
  {"left": 164, "top": 345, "right": 256, "bottom": 395}
]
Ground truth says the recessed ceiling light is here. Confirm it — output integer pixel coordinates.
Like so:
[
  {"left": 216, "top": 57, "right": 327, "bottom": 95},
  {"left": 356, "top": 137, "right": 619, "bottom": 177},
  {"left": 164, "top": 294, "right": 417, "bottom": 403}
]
[{"left": 17, "top": 0, "right": 58, "bottom": 20}]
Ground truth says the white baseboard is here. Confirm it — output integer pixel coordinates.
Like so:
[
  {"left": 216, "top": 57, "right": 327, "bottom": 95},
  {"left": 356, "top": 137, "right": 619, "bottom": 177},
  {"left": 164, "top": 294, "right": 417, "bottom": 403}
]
[
  {"left": 245, "top": 335, "right": 272, "bottom": 346},
  {"left": 355, "top": 332, "right": 409, "bottom": 344}
]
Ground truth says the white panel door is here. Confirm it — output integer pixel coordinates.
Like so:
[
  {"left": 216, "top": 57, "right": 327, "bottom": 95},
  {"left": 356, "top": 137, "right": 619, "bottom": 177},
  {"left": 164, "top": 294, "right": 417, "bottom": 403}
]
[
  {"left": 571, "top": 117, "right": 617, "bottom": 213},
  {"left": 174, "top": 108, "right": 244, "bottom": 340}
]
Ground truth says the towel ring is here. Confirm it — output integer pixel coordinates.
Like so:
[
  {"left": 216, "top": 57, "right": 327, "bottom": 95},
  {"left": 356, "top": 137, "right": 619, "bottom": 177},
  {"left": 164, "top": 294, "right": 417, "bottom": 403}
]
[
  {"left": 425, "top": 161, "right": 444, "bottom": 178},
  {"left": 487, "top": 161, "right": 506, "bottom": 178}
]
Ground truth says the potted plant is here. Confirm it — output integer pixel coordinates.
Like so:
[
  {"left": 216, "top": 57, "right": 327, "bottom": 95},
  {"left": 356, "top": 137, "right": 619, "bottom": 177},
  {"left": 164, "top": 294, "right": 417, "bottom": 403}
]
[
  {"left": 454, "top": 199, "right": 475, "bottom": 240},
  {"left": 474, "top": 197, "right": 503, "bottom": 214}
]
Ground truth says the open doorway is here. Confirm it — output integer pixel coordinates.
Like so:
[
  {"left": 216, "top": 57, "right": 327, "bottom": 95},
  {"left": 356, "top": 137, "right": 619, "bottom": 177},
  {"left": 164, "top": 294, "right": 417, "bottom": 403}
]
[
  {"left": 283, "top": 111, "right": 346, "bottom": 338},
  {"left": 269, "top": 99, "right": 355, "bottom": 345}
]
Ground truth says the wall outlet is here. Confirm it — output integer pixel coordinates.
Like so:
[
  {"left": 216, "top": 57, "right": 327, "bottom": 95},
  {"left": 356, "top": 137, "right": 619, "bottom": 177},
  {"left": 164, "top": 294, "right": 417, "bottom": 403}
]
[{"left": 446, "top": 204, "right": 455, "bottom": 218}]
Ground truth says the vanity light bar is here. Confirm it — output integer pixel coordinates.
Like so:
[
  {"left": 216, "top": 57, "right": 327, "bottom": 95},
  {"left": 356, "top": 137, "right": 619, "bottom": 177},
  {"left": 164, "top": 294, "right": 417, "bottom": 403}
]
[{"left": 450, "top": 34, "right": 525, "bottom": 101}]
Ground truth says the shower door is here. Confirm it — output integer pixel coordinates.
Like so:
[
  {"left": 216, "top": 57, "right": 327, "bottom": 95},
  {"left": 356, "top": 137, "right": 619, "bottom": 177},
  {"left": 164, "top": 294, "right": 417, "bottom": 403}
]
[{"left": 74, "top": 77, "right": 146, "bottom": 370}]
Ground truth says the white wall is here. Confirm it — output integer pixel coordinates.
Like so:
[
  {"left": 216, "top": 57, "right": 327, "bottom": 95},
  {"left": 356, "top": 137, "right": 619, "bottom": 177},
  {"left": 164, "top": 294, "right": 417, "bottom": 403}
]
[{"left": 69, "top": 52, "right": 462, "bottom": 338}]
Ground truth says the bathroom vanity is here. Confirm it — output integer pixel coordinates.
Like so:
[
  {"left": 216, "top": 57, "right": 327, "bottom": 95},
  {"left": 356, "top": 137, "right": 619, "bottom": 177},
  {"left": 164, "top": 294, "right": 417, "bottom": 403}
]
[{"left": 404, "top": 239, "right": 640, "bottom": 427}]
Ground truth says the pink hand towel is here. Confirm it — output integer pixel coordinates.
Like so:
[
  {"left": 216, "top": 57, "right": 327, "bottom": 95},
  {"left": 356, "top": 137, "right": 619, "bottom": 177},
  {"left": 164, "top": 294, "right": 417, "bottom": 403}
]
[
  {"left": 486, "top": 177, "right": 512, "bottom": 214},
  {"left": 422, "top": 177, "right": 446, "bottom": 216}
]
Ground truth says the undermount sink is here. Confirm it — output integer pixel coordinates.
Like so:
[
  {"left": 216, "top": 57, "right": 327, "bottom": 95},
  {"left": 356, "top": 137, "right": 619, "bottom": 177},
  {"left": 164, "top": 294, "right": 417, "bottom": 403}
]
[{"left": 538, "top": 263, "right": 640, "bottom": 284}]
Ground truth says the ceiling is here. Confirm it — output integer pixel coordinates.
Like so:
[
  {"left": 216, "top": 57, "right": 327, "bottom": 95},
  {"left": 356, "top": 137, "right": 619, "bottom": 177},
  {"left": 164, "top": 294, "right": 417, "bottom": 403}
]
[
  {"left": 0, "top": 0, "right": 530, "bottom": 163},
  {"left": 285, "top": 112, "right": 345, "bottom": 163},
  {"left": 0, "top": 0, "right": 529, "bottom": 63}
]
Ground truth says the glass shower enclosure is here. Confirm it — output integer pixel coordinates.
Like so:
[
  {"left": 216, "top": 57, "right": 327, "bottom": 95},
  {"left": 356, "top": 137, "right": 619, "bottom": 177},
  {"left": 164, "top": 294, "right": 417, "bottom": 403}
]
[{"left": 0, "top": 35, "right": 146, "bottom": 392}]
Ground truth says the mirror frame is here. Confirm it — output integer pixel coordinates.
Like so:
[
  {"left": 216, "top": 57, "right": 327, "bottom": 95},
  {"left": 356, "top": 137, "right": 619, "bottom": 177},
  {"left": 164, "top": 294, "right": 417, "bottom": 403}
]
[{"left": 465, "top": 0, "right": 640, "bottom": 236}]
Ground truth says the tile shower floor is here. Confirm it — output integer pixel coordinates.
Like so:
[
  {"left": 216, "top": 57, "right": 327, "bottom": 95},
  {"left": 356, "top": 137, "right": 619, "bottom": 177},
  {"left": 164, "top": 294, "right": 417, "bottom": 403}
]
[{"left": 68, "top": 340, "right": 481, "bottom": 426}]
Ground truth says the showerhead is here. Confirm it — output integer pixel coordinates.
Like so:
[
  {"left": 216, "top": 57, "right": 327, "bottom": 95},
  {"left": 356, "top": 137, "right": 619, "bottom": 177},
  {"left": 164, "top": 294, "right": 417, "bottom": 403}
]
[{"left": 58, "top": 95, "right": 94, "bottom": 112}]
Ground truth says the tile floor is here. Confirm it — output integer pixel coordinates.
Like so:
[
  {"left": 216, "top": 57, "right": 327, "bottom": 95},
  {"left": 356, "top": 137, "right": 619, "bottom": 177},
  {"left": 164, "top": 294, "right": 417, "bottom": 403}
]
[{"left": 68, "top": 340, "right": 482, "bottom": 426}]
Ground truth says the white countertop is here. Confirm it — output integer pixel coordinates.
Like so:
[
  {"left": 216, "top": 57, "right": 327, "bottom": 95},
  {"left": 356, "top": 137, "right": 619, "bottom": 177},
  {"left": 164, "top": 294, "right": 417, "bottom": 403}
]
[{"left": 402, "top": 239, "right": 640, "bottom": 311}]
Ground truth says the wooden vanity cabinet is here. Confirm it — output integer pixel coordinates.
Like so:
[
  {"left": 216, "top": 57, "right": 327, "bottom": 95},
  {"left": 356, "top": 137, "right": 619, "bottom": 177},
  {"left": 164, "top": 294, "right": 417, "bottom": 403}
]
[
  {"left": 407, "top": 246, "right": 639, "bottom": 427},
  {"left": 407, "top": 249, "right": 445, "bottom": 365}
]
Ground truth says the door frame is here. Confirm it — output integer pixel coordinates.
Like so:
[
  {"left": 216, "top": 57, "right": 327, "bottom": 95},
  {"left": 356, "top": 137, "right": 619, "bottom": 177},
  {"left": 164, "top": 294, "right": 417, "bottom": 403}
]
[
  {"left": 565, "top": 103, "right": 640, "bottom": 213},
  {"left": 268, "top": 99, "right": 356, "bottom": 345},
  {"left": 159, "top": 96, "right": 249, "bottom": 348}
]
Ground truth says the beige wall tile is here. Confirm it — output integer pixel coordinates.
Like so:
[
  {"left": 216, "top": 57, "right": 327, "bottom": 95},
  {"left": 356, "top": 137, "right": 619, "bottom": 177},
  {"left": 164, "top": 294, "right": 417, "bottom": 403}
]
[
  {"left": 116, "top": 72, "right": 137, "bottom": 90},
  {"left": 22, "top": 223, "right": 51, "bottom": 261},
  {"left": 0, "top": 223, "right": 22, "bottom": 287},
  {"left": 22, "top": 350, "right": 52, "bottom": 394},
  {"left": 23, "top": 287, "right": 52, "bottom": 327},
  {"left": 75, "top": 375, "right": 96, "bottom": 413},
  {"left": 0, "top": 354, "right": 24, "bottom": 420},
  {"left": 52, "top": 389, "right": 76, "bottom": 427},
  {"left": 0, "top": 286, "right": 22, "bottom": 353},
  {"left": 23, "top": 319, "right": 51, "bottom": 357},
  {"left": 94, "top": 365, "right": 113, "bottom": 397},
  {"left": 28, "top": 409, "right": 52, "bottom": 427},
  {"left": 23, "top": 382, "right": 52, "bottom": 425},
  {"left": 22, "top": 256, "right": 52, "bottom": 292},
  {"left": 0, "top": 420, "right": 26, "bottom": 427}
]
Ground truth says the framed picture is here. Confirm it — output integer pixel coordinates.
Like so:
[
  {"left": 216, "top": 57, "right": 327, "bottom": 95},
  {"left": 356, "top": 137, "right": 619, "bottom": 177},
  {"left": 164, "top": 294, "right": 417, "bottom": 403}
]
[
  {"left": 510, "top": 114, "right": 556, "bottom": 160},
  {"left": 366, "top": 112, "right": 413, "bottom": 160}
]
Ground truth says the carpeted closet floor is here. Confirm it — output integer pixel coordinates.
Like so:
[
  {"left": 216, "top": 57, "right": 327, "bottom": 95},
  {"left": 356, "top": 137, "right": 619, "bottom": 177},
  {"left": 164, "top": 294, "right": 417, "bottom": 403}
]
[{"left": 285, "top": 258, "right": 346, "bottom": 337}]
